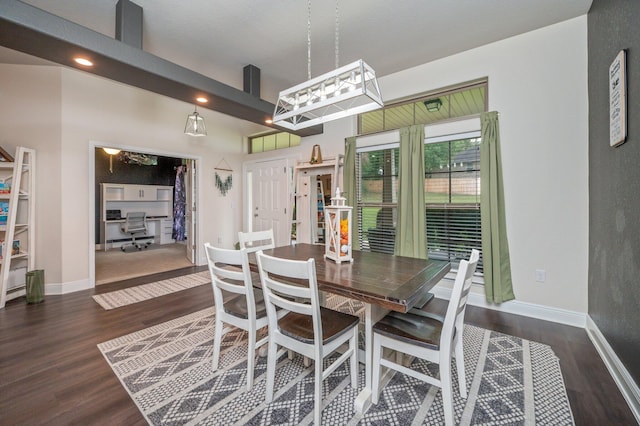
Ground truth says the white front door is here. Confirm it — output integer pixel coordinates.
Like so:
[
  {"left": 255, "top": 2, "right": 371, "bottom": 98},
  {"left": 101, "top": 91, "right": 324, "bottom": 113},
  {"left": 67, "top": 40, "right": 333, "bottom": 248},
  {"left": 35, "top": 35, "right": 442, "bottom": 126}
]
[{"left": 247, "top": 158, "right": 290, "bottom": 246}]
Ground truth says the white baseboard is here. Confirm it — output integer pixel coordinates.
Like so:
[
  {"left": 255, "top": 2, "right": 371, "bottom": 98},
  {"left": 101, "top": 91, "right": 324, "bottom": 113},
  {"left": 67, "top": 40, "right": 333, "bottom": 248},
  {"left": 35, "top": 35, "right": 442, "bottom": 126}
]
[
  {"left": 45, "top": 278, "right": 93, "bottom": 295},
  {"left": 431, "top": 284, "right": 587, "bottom": 327},
  {"left": 586, "top": 316, "right": 640, "bottom": 424}
]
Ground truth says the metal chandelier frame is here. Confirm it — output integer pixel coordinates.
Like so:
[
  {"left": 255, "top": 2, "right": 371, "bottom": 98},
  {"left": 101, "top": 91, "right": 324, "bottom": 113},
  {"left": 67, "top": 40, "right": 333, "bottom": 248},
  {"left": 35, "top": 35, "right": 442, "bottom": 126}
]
[{"left": 272, "top": 0, "right": 383, "bottom": 131}]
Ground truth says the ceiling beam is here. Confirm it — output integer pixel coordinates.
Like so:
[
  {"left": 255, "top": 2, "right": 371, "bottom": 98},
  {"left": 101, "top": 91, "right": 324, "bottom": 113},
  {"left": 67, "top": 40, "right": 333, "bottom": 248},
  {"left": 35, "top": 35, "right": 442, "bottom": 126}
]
[{"left": 0, "top": 0, "right": 323, "bottom": 137}]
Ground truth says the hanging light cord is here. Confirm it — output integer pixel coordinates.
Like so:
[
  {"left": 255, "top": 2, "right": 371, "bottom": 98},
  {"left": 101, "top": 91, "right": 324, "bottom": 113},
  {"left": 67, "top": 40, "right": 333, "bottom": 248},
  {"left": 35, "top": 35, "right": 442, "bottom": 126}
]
[
  {"left": 306, "top": 0, "right": 340, "bottom": 78},
  {"left": 335, "top": 0, "right": 339, "bottom": 69},
  {"left": 307, "top": 0, "right": 311, "bottom": 80}
]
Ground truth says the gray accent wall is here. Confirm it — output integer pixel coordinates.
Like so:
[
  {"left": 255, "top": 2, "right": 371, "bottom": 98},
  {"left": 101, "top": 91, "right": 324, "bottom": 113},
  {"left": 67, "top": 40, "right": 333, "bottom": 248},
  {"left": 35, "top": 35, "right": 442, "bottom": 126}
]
[{"left": 588, "top": 0, "right": 640, "bottom": 386}]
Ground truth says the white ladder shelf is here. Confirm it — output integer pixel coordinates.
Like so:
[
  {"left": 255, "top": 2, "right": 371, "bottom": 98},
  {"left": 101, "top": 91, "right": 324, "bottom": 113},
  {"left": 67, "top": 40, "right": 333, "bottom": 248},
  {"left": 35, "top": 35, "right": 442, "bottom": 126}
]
[
  {"left": 291, "top": 155, "right": 343, "bottom": 245},
  {"left": 0, "top": 147, "right": 36, "bottom": 308}
]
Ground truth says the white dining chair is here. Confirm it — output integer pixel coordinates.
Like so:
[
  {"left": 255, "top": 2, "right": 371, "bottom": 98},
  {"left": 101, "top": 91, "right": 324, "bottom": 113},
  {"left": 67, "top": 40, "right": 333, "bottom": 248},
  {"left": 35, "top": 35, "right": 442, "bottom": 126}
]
[
  {"left": 371, "top": 249, "right": 479, "bottom": 426},
  {"left": 204, "top": 243, "right": 270, "bottom": 391},
  {"left": 256, "top": 250, "right": 359, "bottom": 425},
  {"left": 238, "top": 229, "right": 275, "bottom": 253}
]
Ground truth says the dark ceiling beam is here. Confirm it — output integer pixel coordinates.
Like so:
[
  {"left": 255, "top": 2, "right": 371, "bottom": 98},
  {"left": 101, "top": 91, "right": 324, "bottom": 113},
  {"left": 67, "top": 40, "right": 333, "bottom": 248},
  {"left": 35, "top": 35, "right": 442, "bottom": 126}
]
[
  {"left": 115, "top": 0, "right": 143, "bottom": 49},
  {"left": 0, "top": 0, "right": 323, "bottom": 137}
]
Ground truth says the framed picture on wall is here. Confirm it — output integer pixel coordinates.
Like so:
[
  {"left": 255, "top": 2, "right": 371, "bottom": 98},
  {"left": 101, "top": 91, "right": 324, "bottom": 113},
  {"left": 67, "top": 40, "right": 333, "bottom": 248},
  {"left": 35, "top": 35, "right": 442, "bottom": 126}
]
[
  {"left": 0, "top": 146, "right": 14, "bottom": 162},
  {"left": 609, "top": 49, "right": 627, "bottom": 147}
]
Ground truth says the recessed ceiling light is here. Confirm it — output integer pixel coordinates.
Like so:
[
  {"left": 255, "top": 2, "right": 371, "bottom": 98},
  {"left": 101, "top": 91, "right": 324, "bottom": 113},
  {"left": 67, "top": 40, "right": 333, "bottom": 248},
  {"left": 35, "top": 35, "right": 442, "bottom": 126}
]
[
  {"left": 196, "top": 97, "right": 208, "bottom": 103},
  {"left": 74, "top": 57, "right": 93, "bottom": 67},
  {"left": 265, "top": 119, "right": 273, "bottom": 124}
]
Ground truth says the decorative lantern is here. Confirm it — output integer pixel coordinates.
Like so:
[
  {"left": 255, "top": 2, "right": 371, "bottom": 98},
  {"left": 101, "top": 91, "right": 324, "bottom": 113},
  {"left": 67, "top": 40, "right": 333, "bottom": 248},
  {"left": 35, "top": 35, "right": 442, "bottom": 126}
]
[{"left": 325, "top": 187, "right": 353, "bottom": 263}]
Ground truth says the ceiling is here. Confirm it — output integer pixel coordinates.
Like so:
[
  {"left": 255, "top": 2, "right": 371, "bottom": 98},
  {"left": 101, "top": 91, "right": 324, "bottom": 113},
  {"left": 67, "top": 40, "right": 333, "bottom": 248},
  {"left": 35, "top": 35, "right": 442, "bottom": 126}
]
[{"left": 0, "top": 0, "right": 592, "bottom": 133}]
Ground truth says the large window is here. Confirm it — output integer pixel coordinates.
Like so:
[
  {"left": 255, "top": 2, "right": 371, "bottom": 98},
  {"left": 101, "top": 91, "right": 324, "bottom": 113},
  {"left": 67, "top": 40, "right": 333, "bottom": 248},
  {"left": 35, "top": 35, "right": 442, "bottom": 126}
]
[
  {"left": 356, "top": 81, "right": 486, "bottom": 274},
  {"left": 356, "top": 129, "right": 483, "bottom": 274},
  {"left": 425, "top": 135, "right": 482, "bottom": 271}
]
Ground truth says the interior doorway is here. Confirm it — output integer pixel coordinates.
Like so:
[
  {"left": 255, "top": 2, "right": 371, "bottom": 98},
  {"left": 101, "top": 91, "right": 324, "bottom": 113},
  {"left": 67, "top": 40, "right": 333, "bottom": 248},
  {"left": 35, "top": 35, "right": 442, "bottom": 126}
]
[{"left": 90, "top": 144, "right": 200, "bottom": 286}]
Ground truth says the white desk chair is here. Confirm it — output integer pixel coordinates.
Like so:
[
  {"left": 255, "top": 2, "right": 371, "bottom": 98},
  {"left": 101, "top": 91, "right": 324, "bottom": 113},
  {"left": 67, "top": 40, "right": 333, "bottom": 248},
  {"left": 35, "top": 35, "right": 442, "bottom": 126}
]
[
  {"left": 238, "top": 229, "right": 275, "bottom": 253},
  {"left": 120, "top": 212, "right": 152, "bottom": 251},
  {"left": 204, "top": 243, "right": 270, "bottom": 391},
  {"left": 256, "top": 250, "right": 359, "bottom": 425},
  {"left": 371, "top": 249, "right": 480, "bottom": 426}
]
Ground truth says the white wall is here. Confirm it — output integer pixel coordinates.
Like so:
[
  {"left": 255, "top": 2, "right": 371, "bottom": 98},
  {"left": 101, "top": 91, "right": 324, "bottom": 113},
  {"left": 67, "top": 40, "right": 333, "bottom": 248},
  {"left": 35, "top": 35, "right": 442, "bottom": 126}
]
[
  {"left": 0, "top": 64, "right": 265, "bottom": 289},
  {"left": 260, "top": 17, "right": 589, "bottom": 314},
  {"left": 0, "top": 65, "right": 63, "bottom": 284}
]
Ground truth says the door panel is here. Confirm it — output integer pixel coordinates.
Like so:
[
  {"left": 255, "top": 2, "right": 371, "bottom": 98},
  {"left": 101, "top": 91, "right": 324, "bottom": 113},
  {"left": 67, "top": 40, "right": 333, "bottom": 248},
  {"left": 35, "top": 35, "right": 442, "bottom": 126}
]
[{"left": 249, "top": 159, "right": 289, "bottom": 246}]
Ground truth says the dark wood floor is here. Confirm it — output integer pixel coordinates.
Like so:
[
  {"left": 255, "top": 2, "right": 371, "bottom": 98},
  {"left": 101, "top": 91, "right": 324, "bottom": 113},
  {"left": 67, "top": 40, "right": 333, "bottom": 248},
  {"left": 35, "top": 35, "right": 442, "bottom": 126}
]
[{"left": 0, "top": 267, "right": 636, "bottom": 425}]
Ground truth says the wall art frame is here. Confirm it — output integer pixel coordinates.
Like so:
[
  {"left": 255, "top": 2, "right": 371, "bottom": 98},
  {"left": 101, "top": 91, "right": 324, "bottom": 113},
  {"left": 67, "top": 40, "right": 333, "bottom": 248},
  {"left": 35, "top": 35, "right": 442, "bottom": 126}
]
[{"left": 609, "top": 49, "right": 627, "bottom": 147}]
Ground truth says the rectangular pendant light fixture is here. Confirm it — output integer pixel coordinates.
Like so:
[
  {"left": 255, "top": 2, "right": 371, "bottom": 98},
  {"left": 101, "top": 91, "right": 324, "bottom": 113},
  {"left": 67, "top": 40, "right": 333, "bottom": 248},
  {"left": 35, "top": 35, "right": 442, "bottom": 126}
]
[{"left": 273, "top": 59, "right": 383, "bottom": 131}]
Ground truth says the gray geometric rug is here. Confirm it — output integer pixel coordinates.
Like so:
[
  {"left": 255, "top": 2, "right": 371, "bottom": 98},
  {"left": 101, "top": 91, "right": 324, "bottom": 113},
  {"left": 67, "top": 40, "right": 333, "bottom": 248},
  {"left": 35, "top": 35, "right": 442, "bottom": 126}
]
[
  {"left": 98, "top": 301, "right": 575, "bottom": 425},
  {"left": 93, "top": 271, "right": 211, "bottom": 310}
]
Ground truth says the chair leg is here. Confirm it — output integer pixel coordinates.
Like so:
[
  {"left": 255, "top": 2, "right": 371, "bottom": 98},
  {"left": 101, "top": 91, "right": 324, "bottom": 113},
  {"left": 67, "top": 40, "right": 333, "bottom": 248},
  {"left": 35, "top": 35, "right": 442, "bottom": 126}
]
[
  {"left": 246, "top": 328, "right": 256, "bottom": 391},
  {"left": 350, "top": 328, "right": 358, "bottom": 389},
  {"left": 372, "top": 334, "right": 382, "bottom": 405},
  {"left": 265, "top": 338, "right": 277, "bottom": 403},
  {"left": 440, "top": 355, "right": 455, "bottom": 426},
  {"left": 314, "top": 357, "right": 323, "bottom": 426},
  {"left": 454, "top": 334, "right": 467, "bottom": 398},
  {"left": 212, "top": 319, "right": 223, "bottom": 371}
]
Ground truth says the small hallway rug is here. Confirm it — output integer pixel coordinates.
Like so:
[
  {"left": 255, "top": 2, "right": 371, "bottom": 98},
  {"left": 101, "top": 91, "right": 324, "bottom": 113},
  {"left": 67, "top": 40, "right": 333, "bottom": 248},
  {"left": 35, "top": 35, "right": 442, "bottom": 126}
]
[
  {"left": 98, "top": 303, "right": 575, "bottom": 425},
  {"left": 93, "top": 271, "right": 211, "bottom": 310}
]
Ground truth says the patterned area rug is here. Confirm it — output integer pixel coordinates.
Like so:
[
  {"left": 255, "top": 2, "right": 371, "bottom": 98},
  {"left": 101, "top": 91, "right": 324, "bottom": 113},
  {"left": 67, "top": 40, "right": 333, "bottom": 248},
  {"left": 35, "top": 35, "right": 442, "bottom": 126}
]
[
  {"left": 98, "top": 297, "right": 574, "bottom": 425},
  {"left": 93, "top": 271, "right": 211, "bottom": 310}
]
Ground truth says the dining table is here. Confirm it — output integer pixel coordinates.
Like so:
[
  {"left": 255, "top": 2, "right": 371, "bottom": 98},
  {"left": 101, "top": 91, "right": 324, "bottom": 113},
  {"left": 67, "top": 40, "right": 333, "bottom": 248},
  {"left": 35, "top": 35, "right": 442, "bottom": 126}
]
[{"left": 248, "top": 243, "right": 451, "bottom": 415}]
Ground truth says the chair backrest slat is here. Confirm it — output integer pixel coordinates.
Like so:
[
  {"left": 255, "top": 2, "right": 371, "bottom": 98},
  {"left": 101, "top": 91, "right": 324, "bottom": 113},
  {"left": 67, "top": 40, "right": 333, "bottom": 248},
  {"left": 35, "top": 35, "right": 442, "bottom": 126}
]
[
  {"left": 267, "top": 291, "right": 314, "bottom": 316},
  {"left": 263, "top": 277, "right": 311, "bottom": 300},
  {"left": 238, "top": 229, "right": 275, "bottom": 253}
]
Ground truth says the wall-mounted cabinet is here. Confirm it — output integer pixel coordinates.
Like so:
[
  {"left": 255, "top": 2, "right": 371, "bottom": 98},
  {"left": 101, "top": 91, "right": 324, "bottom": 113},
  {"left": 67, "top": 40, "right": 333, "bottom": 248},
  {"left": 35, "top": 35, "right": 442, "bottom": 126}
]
[
  {"left": 124, "top": 185, "right": 157, "bottom": 201},
  {"left": 103, "top": 184, "right": 172, "bottom": 202}
]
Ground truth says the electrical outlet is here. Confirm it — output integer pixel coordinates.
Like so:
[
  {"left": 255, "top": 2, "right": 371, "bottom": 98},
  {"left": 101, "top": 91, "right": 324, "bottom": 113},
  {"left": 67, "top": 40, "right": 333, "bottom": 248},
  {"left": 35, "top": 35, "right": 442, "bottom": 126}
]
[{"left": 535, "top": 269, "right": 546, "bottom": 283}]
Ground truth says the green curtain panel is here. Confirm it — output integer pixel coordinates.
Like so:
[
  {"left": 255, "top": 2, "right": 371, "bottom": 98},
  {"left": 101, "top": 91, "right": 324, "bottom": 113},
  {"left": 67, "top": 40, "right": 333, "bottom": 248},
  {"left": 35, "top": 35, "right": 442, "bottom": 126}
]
[
  {"left": 480, "top": 112, "right": 515, "bottom": 303},
  {"left": 395, "top": 125, "right": 427, "bottom": 259},
  {"left": 343, "top": 137, "right": 359, "bottom": 250}
]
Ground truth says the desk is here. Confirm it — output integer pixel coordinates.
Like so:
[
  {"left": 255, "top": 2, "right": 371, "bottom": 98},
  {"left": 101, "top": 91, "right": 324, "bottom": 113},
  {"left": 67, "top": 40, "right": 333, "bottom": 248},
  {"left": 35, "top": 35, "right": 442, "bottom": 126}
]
[
  {"left": 249, "top": 243, "right": 450, "bottom": 415},
  {"left": 101, "top": 216, "right": 174, "bottom": 250}
]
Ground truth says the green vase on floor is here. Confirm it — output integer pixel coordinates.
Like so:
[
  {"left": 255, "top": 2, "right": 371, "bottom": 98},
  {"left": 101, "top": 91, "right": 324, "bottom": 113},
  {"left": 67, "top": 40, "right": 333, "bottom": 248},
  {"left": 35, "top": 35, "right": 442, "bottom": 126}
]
[{"left": 26, "top": 269, "right": 44, "bottom": 304}]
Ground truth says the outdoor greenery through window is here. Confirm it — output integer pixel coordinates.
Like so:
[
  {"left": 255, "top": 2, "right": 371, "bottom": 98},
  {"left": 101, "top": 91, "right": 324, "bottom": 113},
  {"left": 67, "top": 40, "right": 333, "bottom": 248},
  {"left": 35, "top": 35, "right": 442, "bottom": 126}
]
[
  {"left": 425, "top": 136, "right": 482, "bottom": 271},
  {"left": 356, "top": 147, "right": 399, "bottom": 255},
  {"left": 356, "top": 135, "right": 482, "bottom": 272}
]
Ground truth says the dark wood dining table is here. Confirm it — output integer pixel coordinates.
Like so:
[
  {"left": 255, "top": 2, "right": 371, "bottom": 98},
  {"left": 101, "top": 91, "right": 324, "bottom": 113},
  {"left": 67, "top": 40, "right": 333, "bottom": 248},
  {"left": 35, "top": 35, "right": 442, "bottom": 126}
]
[{"left": 248, "top": 243, "right": 451, "bottom": 415}]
